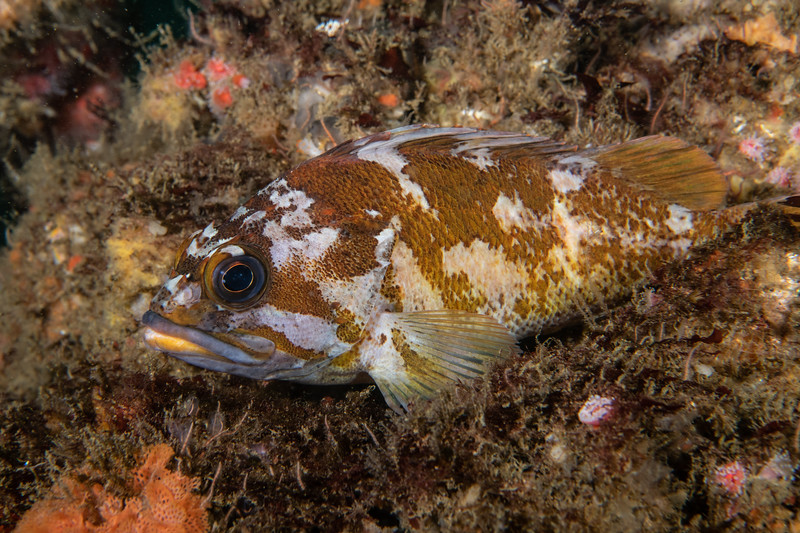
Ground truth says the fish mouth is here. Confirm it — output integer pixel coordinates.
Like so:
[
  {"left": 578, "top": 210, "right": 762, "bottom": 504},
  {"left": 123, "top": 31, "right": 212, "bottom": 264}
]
[{"left": 141, "top": 311, "right": 329, "bottom": 380}]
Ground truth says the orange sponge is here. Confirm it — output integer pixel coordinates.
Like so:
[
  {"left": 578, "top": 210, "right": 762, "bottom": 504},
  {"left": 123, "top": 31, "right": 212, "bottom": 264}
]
[{"left": 14, "top": 444, "right": 208, "bottom": 533}]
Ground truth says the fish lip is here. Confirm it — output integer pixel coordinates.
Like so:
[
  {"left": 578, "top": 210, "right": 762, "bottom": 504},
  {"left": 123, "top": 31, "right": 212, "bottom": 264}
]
[
  {"left": 141, "top": 310, "right": 273, "bottom": 363},
  {"left": 141, "top": 311, "right": 327, "bottom": 380}
]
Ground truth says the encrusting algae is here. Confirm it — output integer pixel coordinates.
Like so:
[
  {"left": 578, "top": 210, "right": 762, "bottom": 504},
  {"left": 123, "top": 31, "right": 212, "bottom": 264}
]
[{"left": 14, "top": 444, "right": 208, "bottom": 533}]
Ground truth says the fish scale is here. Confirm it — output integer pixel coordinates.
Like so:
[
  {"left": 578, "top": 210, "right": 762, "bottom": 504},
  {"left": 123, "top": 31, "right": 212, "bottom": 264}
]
[{"left": 142, "top": 125, "right": 744, "bottom": 412}]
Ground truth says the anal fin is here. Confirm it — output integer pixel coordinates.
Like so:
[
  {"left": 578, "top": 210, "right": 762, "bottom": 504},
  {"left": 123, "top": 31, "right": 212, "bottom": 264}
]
[{"left": 363, "top": 310, "right": 520, "bottom": 412}]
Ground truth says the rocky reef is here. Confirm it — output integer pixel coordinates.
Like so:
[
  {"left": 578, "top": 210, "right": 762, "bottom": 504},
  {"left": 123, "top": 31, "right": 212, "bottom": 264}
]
[{"left": 1, "top": 0, "right": 799, "bottom": 530}]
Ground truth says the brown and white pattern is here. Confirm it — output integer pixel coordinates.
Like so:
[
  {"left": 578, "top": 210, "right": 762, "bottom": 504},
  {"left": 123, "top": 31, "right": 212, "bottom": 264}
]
[{"left": 142, "top": 125, "right": 738, "bottom": 411}]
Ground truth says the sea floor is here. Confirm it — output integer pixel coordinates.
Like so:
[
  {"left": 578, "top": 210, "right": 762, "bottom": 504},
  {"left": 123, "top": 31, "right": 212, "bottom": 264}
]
[{"left": 1, "top": 0, "right": 800, "bottom": 531}]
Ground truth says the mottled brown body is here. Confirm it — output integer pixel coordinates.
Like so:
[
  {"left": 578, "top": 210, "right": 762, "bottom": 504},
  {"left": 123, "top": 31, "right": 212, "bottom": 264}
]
[{"left": 142, "top": 126, "right": 733, "bottom": 411}]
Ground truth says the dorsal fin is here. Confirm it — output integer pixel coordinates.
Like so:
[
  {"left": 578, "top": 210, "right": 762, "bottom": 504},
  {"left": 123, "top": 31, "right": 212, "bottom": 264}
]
[
  {"left": 332, "top": 125, "right": 578, "bottom": 163},
  {"left": 398, "top": 128, "right": 578, "bottom": 159},
  {"left": 590, "top": 136, "right": 728, "bottom": 211}
]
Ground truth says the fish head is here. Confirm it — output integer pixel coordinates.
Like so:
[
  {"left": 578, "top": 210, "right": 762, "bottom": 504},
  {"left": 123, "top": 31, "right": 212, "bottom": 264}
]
[{"left": 142, "top": 174, "right": 397, "bottom": 382}]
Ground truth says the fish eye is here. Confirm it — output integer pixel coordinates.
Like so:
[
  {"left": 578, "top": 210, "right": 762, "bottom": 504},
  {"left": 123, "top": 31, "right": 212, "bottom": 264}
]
[
  {"left": 205, "top": 251, "right": 269, "bottom": 308},
  {"left": 220, "top": 262, "right": 255, "bottom": 293}
]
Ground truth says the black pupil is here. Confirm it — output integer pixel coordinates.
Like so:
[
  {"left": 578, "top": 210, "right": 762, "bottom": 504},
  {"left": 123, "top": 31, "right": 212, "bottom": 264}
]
[{"left": 222, "top": 263, "right": 254, "bottom": 293}]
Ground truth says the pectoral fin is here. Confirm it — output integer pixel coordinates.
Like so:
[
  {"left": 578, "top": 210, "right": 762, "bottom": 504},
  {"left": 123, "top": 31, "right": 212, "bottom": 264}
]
[{"left": 359, "top": 310, "right": 520, "bottom": 412}]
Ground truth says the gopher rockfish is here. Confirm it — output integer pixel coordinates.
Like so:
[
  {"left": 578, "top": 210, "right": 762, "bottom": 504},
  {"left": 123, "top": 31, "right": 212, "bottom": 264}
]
[{"left": 142, "top": 125, "right": 742, "bottom": 412}]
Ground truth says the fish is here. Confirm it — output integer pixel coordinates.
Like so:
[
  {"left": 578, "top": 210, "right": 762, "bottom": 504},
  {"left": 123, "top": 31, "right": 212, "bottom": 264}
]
[{"left": 142, "top": 124, "right": 744, "bottom": 412}]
